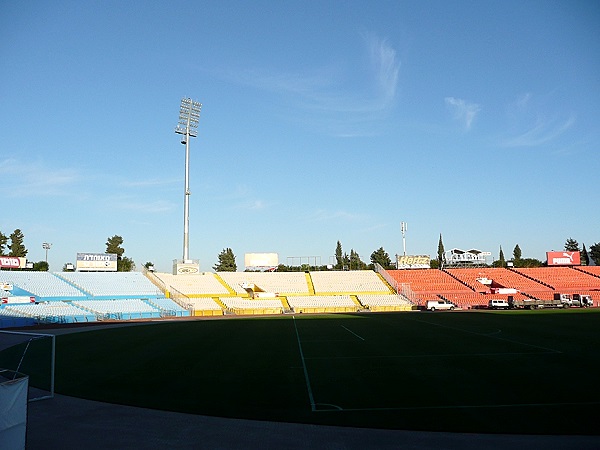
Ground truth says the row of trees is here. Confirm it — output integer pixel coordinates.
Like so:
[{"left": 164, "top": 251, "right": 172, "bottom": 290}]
[
  {"left": 435, "top": 234, "right": 600, "bottom": 269},
  {"left": 212, "top": 241, "right": 396, "bottom": 272},
  {"left": 0, "top": 229, "right": 135, "bottom": 272},
  {"left": 214, "top": 235, "right": 600, "bottom": 273}
]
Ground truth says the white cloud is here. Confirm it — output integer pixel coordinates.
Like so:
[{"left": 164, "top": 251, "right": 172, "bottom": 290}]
[
  {"left": 444, "top": 97, "right": 481, "bottom": 130},
  {"left": 0, "top": 158, "right": 80, "bottom": 197},
  {"left": 503, "top": 114, "right": 576, "bottom": 147},
  {"left": 223, "top": 32, "right": 401, "bottom": 136},
  {"left": 365, "top": 33, "right": 400, "bottom": 107}
]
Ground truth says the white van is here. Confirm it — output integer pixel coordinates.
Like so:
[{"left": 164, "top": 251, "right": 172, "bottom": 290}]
[
  {"left": 488, "top": 299, "right": 509, "bottom": 309},
  {"left": 426, "top": 300, "right": 455, "bottom": 311}
]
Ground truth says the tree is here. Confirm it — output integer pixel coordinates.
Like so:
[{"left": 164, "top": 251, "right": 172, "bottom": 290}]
[
  {"left": 213, "top": 248, "right": 237, "bottom": 271},
  {"left": 9, "top": 229, "right": 27, "bottom": 257},
  {"left": 513, "top": 244, "right": 522, "bottom": 264},
  {"left": 118, "top": 257, "right": 135, "bottom": 272},
  {"left": 370, "top": 247, "right": 392, "bottom": 269},
  {"left": 0, "top": 230, "right": 8, "bottom": 255},
  {"left": 437, "top": 234, "right": 446, "bottom": 269},
  {"left": 335, "top": 241, "right": 343, "bottom": 270},
  {"left": 590, "top": 242, "right": 600, "bottom": 266},
  {"left": 581, "top": 244, "right": 589, "bottom": 266},
  {"left": 349, "top": 249, "right": 367, "bottom": 270},
  {"left": 33, "top": 261, "right": 49, "bottom": 271},
  {"left": 516, "top": 258, "right": 543, "bottom": 268},
  {"left": 106, "top": 235, "right": 125, "bottom": 259},
  {"left": 105, "top": 235, "right": 134, "bottom": 271},
  {"left": 564, "top": 237, "right": 580, "bottom": 252},
  {"left": 492, "top": 245, "right": 506, "bottom": 268}
]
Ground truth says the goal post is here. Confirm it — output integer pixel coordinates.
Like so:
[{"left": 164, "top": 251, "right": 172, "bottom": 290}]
[{"left": 0, "top": 330, "right": 55, "bottom": 401}]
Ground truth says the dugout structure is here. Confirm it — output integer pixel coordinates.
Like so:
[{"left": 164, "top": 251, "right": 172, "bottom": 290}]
[{"left": 0, "top": 330, "right": 55, "bottom": 402}]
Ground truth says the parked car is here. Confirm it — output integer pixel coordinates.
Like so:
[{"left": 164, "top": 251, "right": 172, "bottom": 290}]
[
  {"left": 426, "top": 300, "right": 456, "bottom": 311},
  {"left": 488, "top": 299, "right": 509, "bottom": 310}
]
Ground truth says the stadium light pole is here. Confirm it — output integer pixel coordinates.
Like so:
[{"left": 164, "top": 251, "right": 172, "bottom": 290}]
[
  {"left": 401, "top": 222, "right": 407, "bottom": 256},
  {"left": 175, "top": 98, "right": 202, "bottom": 262},
  {"left": 42, "top": 242, "right": 52, "bottom": 264}
]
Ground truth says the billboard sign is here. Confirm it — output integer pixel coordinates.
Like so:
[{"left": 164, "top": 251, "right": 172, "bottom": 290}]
[
  {"left": 396, "top": 255, "right": 431, "bottom": 269},
  {"left": 446, "top": 249, "right": 491, "bottom": 266},
  {"left": 244, "top": 253, "right": 279, "bottom": 268},
  {"left": 76, "top": 253, "right": 118, "bottom": 271},
  {"left": 0, "top": 257, "right": 26, "bottom": 269},
  {"left": 547, "top": 251, "right": 580, "bottom": 266}
]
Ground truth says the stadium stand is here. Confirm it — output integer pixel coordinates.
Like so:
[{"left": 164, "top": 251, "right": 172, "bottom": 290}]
[
  {"left": 2, "top": 302, "right": 96, "bottom": 324},
  {"left": 145, "top": 297, "right": 190, "bottom": 317},
  {"left": 220, "top": 297, "right": 284, "bottom": 315},
  {"left": 217, "top": 271, "right": 311, "bottom": 295},
  {"left": 72, "top": 299, "right": 161, "bottom": 320},
  {"left": 310, "top": 270, "right": 391, "bottom": 294},
  {"left": 513, "top": 267, "right": 600, "bottom": 291},
  {"left": 59, "top": 272, "right": 162, "bottom": 298},
  {"left": 287, "top": 295, "right": 358, "bottom": 313},
  {"left": 185, "top": 297, "right": 223, "bottom": 316},
  {"left": 387, "top": 269, "right": 473, "bottom": 306},
  {"left": 153, "top": 272, "right": 231, "bottom": 296},
  {"left": 356, "top": 294, "right": 412, "bottom": 312},
  {"left": 1, "top": 265, "right": 600, "bottom": 327},
  {"left": 0, "top": 272, "right": 86, "bottom": 300},
  {"left": 445, "top": 267, "right": 551, "bottom": 302},
  {"left": 577, "top": 266, "right": 600, "bottom": 278}
]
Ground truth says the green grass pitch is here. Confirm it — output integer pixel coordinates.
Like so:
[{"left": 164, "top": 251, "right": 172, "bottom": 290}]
[{"left": 51, "top": 309, "right": 600, "bottom": 435}]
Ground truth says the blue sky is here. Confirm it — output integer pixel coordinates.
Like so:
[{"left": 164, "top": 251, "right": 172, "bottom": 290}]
[{"left": 1, "top": 1, "right": 599, "bottom": 272}]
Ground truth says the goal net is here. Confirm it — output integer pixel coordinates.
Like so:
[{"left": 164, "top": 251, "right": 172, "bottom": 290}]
[{"left": 0, "top": 330, "right": 55, "bottom": 401}]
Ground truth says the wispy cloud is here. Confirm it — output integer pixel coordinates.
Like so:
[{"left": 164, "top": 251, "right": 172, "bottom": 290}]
[
  {"left": 445, "top": 97, "right": 481, "bottom": 130},
  {"left": 0, "top": 158, "right": 80, "bottom": 197},
  {"left": 364, "top": 32, "right": 401, "bottom": 109},
  {"left": 503, "top": 114, "right": 576, "bottom": 147},
  {"left": 223, "top": 32, "right": 401, "bottom": 136}
]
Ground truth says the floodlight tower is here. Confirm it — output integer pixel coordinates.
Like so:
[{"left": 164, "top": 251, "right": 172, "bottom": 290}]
[
  {"left": 42, "top": 242, "right": 52, "bottom": 263},
  {"left": 175, "top": 98, "right": 202, "bottom": 262},
  {"left": 401, "top": 222, "right": 407, "bottom": 256}
]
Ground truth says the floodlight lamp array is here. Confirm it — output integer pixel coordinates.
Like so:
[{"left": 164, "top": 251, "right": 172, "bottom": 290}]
[{"left": 175, "top": 98, "right": 202, "bottom": 138}]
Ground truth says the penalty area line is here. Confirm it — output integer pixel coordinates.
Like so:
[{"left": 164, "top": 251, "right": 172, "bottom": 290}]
[
  {"left": 340, "top": 325, "right": 365, "bottom": 341},
  {"left": 293, "top": 316, "right": 316, "bottom": 412}
]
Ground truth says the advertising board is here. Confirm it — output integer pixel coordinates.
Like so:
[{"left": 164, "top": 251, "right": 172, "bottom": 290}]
[
  {"left": 76, "top": 253, "right": 118, "bottom": 271},
  {"left": 396, "top": 255, "right": 431, "bottom": 269},
  {"left": 546, "top": 251, "right": 580, "bottom": 266},
  {"left": 0, "top": 257, "right": 26, "bottom": 269},
  {"left": 244, "top": 253, "right": 279, "bottom": 268}
]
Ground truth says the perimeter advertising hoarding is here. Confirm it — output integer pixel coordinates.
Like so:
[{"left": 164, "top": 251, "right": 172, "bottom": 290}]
[
  {"left": 76, "top": 253, "right": 118, "bottom": 271},
  {"left": 396, "top": 255, "right": 431, "bottom": 269},
  {"left": 547, "top": 251, "right": 580, "bottom": 266},
  {"left": 0, "top": 257, "right": 26, "bottom": 269},
  {"left": 244, "top": 253, "right": 279, "bottom": 268}
]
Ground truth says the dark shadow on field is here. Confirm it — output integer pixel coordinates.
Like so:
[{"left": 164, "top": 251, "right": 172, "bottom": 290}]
[{"left": 18, "top": 311, "right": 600, "bottom": 444}]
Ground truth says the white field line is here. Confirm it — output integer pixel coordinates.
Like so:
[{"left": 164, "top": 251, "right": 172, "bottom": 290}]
[
  {"left": 340, "top": 325, "right": 365, "bottom": 341},
  {"left": 304, "top": 351, "right": 556, "bottom": 360},
  {"left": 292, "top": 316, "right": 316, "bottom": 411},
  {"left": 407, "top": 317, "right": 563, "bottom": 354}
]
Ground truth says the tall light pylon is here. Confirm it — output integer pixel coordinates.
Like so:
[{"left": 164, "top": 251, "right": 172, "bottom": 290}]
[
  {"left": 175, "top": 98, "right": 202, "bottom": 262},
  {"left": 401, "top": 222, "right": 407, "bottom": 256}
]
